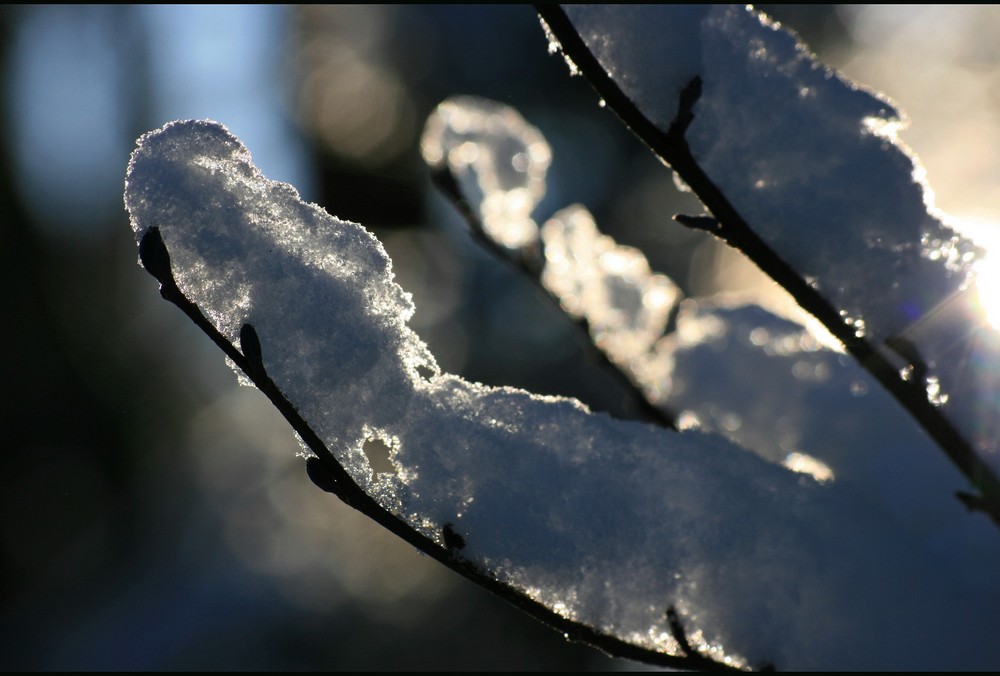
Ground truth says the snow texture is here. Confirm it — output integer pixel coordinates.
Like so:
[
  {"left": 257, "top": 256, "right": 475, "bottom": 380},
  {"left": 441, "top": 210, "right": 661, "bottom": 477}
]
[
  {"left": 421, "top": 96, "right": 681, "bottom": 403},
  {"left": 126, "top": 120, "right": 1000, "bottom": 669},
  {"left": 421, "top": 93, "right": 967, "bottom": 525},
  {"left": 540, "top": 204, "right": 680, "bottom": 396},
  {"left": 421, "top": 96, "right": 550, "bottom": 249},
  {"left": 556, "top": 5, "right": 709, "bottom": 129},
  {"left": 560, "top": 4, "right": 1000, "bottom": 470}
]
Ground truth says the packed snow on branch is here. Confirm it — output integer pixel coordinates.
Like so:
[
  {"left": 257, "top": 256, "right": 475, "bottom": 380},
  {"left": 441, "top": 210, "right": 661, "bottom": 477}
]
[
  {"left": 421, "top": 97, "right": 683, "bottom": 403},
  {"left": 125, "top": 119, "right": 1000, "bottom": 669},
  {"left": 421, "top": 96, "right": 551, "bottom": 250},
  {"left": 554, "top": 4, "right": 1000, "bottom": 470},
  {"left": 420, "top": 93, "right": 984, "bottom": 534}
]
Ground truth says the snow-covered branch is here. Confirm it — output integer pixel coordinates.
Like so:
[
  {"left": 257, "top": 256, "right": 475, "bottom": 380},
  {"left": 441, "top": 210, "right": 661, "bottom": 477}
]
[
  {"left": 125, "top": 117, "right": 1000, "bottom": 669},
  {"left": 538, "top": 4, "right": 1000, "bottom": 523}
]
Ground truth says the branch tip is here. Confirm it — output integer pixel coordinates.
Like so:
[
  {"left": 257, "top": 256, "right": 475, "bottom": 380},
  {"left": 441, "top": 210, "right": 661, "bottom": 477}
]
[
  {"left": 665, "top": 605, "right": 695, "bottom": 656},
  {"left": 443, "top": 522, "right": 466, "bottom": 552},
  {"left": 240, "top": 323, "right": 266, "bottom": 380},
  {"left": 668, "top": 76, "right": 703, "bottom": 141},
  {"left": 306, "top": 456, "right": 340, "bottom": 495},
  {"left": 674, "top": 213, "right": 720, "bottom": 232},
  {"left": 138, "top": 227, "right": 174, "bottom": 286}
]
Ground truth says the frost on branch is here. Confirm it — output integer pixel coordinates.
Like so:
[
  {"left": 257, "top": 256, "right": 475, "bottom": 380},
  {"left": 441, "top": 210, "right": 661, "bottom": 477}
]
[
  {"left": 126, "top": 120, "right": 1000, "bottom": 669},
  {"left": 549, "top": 4, "right": 1000, "bottom": 479}
]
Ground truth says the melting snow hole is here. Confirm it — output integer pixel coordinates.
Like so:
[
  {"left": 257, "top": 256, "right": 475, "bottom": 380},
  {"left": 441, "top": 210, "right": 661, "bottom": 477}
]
[{"left": 363, "top": 437, "right": 398, "bottom": 477}]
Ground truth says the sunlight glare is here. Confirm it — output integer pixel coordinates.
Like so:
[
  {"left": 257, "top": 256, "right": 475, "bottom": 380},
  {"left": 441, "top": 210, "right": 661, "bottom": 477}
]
[
  {"left": 958, "top": 218, "right": 1000, "bottom": 331},
  {"left": 977, "top": 259, "right": 1000, "bottom": 331}
]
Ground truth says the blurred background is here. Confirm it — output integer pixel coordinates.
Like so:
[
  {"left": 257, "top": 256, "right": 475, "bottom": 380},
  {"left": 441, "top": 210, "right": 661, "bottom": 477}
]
[{"left": 2, "top": 5, "right": 999, "bottom": 669}]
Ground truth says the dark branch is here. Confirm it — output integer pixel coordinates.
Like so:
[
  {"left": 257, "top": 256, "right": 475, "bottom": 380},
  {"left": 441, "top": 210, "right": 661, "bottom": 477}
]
[
  {"left": 674, "top": 213, "right": 721, "bottom": 234},
  {"left": 442, "top": 522, "right": 466, "bottom": 553},
  {"left": 535, "top": 4, "right": 1000, "bottom": 529},
  {"left": 138, "top": 226, "right": 173, "bottom": 285},
  {"left": 306, "top": 456, "right": 341, "bottom": 495},
  {"left": 666, "top": 605, "right": 696, "bottom": 656},
  {"left": 136, "top": 227, "right": 748, "bottom": 672},
  {"left": 667, "top": 77, "right": 703, "bottom": 141},
  {"left": 239, "top": 323, "right": 265, "bottom": 382},
  {"left": 666, "top": 605, "right": 727, "bottom": 670}
]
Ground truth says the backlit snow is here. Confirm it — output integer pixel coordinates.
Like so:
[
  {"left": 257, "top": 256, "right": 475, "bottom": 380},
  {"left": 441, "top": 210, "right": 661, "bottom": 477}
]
[{"left": 125, "top": 118, "right": 1000, "bottom": 669}]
